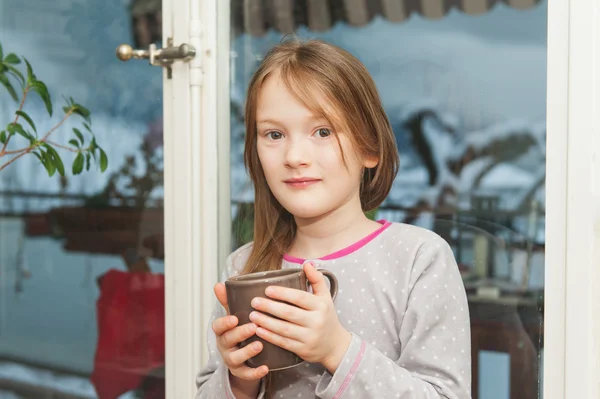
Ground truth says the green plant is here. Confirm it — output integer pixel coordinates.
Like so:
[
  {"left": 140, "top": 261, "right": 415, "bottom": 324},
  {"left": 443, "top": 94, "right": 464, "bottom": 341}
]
[{"left": 0, "top": 42, "right": 108, "bottom": 176}]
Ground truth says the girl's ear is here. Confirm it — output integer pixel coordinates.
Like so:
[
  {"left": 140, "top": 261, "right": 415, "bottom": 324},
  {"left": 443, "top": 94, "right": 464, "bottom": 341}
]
[{"left": 363, "top": 155, "right": 378, "bottom": 169}]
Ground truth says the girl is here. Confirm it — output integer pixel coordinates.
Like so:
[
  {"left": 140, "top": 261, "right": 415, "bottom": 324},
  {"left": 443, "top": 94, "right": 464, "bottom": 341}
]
[{"left": 195, "top": 38, "right": 471, "bottom": 399}]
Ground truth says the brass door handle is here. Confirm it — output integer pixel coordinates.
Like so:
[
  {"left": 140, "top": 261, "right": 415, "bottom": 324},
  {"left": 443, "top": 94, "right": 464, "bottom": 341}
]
[{"left": 116, "top": 40, "right": 196, "bottom": 67}]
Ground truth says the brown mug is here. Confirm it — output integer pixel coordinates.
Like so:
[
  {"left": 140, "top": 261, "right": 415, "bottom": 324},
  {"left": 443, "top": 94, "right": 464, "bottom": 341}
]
[{"left": 225, "top": 267, "right": 338, "bottom": 371}]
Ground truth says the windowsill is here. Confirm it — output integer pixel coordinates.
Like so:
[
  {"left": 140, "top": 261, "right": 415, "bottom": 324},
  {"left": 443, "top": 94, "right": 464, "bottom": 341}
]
[{"left": 0, "top": 361, "right": 140, "bottom": 399}]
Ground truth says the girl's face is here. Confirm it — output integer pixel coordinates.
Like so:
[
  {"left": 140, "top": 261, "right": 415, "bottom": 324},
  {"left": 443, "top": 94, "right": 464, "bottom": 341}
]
[{"left": 255, "top": 73, "right": 377, "bottom": 221}]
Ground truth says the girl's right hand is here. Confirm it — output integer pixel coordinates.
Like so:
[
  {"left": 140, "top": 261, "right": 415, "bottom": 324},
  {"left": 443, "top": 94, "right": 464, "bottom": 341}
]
[{"left": 212, "top": 283, "right": 270, "bottom": 382}]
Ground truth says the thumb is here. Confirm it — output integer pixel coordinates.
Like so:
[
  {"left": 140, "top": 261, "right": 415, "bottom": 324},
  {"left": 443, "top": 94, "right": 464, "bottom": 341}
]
[
  {"left": 304, "top": 262, "right": 329, "bottom": 297},
  {"left": 214, "top": 283, "right": 229, "bottom": 313}
]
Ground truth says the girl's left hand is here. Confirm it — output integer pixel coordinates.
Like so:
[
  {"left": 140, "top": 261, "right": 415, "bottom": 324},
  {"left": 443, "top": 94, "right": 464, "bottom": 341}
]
[{"left": 248, "top": 262, "right": 352, "bottom": 373}]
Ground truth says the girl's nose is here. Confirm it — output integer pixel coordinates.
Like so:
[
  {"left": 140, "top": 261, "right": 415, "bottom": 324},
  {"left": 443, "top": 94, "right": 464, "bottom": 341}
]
[{"left": 284, "top": 139, "right": 310, "bottom": 168}]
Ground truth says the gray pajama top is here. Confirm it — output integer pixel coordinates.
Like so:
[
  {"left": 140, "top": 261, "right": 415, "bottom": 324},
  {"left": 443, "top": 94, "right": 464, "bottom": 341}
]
[{"left": 195, "top": 221, "right": 472, "bottom": 398}]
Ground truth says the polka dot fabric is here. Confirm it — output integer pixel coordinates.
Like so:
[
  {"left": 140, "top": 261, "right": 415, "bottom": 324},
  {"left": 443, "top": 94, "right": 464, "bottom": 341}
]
[{"left": 195, "top": 223, "right": 471, "bottom": 398}]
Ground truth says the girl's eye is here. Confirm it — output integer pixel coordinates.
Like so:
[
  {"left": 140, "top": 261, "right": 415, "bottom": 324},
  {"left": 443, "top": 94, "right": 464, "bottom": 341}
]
[
  {"left": 315, "top": 128, "right": 332, "bottom": 138},
  {"left": 267, "top": 131, "right": 283, "bottom": 140}
]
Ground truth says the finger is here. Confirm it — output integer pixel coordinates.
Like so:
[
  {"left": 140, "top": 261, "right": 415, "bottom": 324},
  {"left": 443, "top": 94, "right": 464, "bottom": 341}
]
[
  {"left": 212, "top": 315, "right": 238, "bottom": 336},
  {"left": 256, "top": 327, "right": 299, "bottom": 354},
  {"left": 262, "top": 287, "right": 318, "bottom": 311},
  {"left": 231, "top": 364, "right": 270, "bottom": 381},
  {"left": 226, "top": 340, "right": 264, "bottom": 367},
  {"left": 249, "top": 310, "right": 307, "bottom": 341},
  {"left": 214, "top": 283, "right": 229, "bottom": 313},
  {"left": 251, "top": 296, "right": 308, "bottom": 323},
  {"left": 303, "top": 262, "right": 330, "bottom": 298},
  {"left": 220, "top": 322, "right": 257, "bottom": 349}
]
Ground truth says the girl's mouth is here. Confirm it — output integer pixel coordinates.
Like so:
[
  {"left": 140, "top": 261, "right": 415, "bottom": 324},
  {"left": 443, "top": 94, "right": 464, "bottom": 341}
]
[{"left": 284, "top": 178, "right": 321, "bottom": 188}]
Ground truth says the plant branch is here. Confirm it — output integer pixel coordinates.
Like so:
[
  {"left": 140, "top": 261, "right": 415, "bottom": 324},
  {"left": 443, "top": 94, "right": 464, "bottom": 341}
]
[
  {"left": 3, "top": 148, "right": 29, "bottom": 155},
  {"left": 0, "top": 87, "right": 29, "bottom": 156},
  {"left": 46, "top": 140, "right": 84, "bottom": 153},
  {"left": 0, "top": 149, "right": 30, "bottom": 172},
  {"left": 0, "top": 45, "right": 107, "bottom": 176},
  {"left": 13, "top": 87, "right": 29, "bottom": 125},
  {"left": 1, "top": 111, "right": 73, "bottom": 156},
  {"left": 42, "top": 111, "right": 72, "bottom": 142}
]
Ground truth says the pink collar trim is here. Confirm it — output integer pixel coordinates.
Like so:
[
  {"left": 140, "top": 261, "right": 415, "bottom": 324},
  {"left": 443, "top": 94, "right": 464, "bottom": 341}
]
[{"left": 283, "top": 220, "right": 392, "bottom": 264}]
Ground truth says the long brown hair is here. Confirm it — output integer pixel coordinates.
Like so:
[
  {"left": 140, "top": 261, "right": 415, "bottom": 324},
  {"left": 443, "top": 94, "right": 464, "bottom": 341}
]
[{"left": 242, "top": 38, "right": 399, "bottom": 276}]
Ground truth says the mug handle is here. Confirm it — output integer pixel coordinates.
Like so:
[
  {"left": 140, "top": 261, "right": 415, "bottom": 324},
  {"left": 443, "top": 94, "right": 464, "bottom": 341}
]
[{"left": 316, "top": 268, "right": 338, "bottom": 301}]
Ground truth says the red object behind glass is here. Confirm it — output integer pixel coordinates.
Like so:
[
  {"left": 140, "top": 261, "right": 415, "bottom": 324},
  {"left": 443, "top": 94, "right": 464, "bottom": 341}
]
[{"left": 91, "top": 268, "right": 165, "bottom": 398}]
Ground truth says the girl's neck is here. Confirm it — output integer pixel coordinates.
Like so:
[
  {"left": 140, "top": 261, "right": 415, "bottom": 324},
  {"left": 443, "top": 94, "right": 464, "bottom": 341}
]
[{"left": 287, "top": 197, "right": 382, "bottom": 260}]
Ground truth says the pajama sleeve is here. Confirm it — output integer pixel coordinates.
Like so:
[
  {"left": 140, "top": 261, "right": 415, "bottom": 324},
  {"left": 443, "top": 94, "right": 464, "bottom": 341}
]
[
  {"left": 315, "top": 237, "right": 472, "bottom": 399},
  {"left": 195, "top": 248, "right": 267, "bottom": 399}
]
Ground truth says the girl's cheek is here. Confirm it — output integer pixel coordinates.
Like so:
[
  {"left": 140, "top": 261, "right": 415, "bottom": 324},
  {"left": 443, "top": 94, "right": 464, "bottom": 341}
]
[
  {"left": 316, "top": 140, "right": 339, "bottom": 157},
  {"left": 257, "top": 147, "right": 280, "bottom": 165}
]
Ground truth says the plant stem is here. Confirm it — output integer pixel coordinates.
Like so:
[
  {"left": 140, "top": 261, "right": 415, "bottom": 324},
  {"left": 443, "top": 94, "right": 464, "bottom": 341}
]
[
  {"left": 3, "top": 148, "right": 30, "bottom": 155},
  {"left": 0, "top": 87, "right": 29, "bottom": 156},
  {"left": 0, "top": 111, "right": 74, "bottom": 173},
  {"left": 13, "top": 88, "right": 29, "bottom": 125},
  {"left": 0, "top": 150, "right": 29, "bottom": 172},
  {"left": 46, "top": 140, "right": 83, "bottom": 152},
  {"left": 41, "top": 111, "right": 72, "bottom": 142},
  {"left": 1, "top": 111, "right": 73, "bottom": 156}
]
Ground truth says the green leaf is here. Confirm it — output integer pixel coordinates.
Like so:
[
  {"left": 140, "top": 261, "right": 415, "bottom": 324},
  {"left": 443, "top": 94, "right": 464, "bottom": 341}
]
[
  {"left": 63, "top": 95, "right": 76, "bottom": 107},
  {"left": 30, "top": 80, "right": 52, "bottom": 116},
  {"left": 0, "top": 130, "right": 6, "bottom": 144},
  {"left": 4, "top": 53, "right": 20, "bottom": 65},
  {"left": 99, "top": 148, "right": 108, "bottom": 172},
  {"left": 23, "top": 58, "right": 36, "bottom": 83},
  {"left": 4, "top": 64, "right": 25, "bottom": 87},
  {"left": 83, "top": 122, "right": 92, "bottom": 132},
  {"left": 43, "top": 144, "right": 65, "bottom": 176},
  {"left": 15, "top": 110, "right": 36, "bottom": 133},
  {"left": 0, "top": 43, "right": 3, "bottom": 60},
  {"left": 85, "top": 152, "right": 91, "bottom": 171},
  {"left": 68, "top": 139, "right": 80, "bottom": 147},
  {"left": 73, "top": 128, "right": 84, "bottom": 145},
  {"left": 72, "top": 104, "right": 91, "bottom": 123},
  {"left": 40, "top": 150, "right": 56, "bottom": 177},
  {"left": 8, "top": 123, "right": 34, "bottom": 141},
  {"left": 0, "top": 74, "right": 19, "bottom": 102},
  {"left": 72, "top": 152, "right": 84, "bottom": 175},
  {"left": 90, "top": 137, "right": 97, "bottom": 148},
  {"left": 32, "top": 151, "right": 54, "bottom": 177}
]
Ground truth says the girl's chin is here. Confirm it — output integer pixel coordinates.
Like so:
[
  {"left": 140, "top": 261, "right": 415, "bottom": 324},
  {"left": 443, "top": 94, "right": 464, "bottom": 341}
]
[{"left": 282, "top": 205, "right": 332, "bottom": 220}]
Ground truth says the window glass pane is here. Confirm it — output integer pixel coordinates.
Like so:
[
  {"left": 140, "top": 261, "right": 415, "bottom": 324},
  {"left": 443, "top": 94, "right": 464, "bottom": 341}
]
[
  {"left": 229, "top": 2, "right": 546, "bottom": 398},
  {"left": 0, "top": 0, "right": 166, "bottom": 397}
]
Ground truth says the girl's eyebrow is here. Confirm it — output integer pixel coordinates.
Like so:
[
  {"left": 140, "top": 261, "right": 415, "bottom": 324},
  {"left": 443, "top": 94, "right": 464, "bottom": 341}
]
[
  {"left": 256, "top": 118, "right": 283, "bottom": 125},
  {"left": 257, "top": 115, "right": 326, "bottom": 126}
]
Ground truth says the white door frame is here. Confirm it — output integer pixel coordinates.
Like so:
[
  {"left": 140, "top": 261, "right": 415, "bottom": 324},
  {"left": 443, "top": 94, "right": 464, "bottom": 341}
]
[
  {"left": 163, "top": 0, "right": 600, "bottom": 398},
  {"left": 546, "top": 1, "right": 600, "bottom": 398},
  {"left": 543, "top": 0, "right": 568, "bottom": 397},
  {"left": 162, "top": 0, "right": 229, "bottom": 397},
  {"left": 556, "top": 1, "right": 600, "bottom": 398}
]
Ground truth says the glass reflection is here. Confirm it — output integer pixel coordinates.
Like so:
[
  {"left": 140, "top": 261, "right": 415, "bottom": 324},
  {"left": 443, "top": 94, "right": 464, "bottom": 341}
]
[
  {"left": 0, "top": 0, "right": 165, "bottom": 397},
  {"left": 229, "top": 1, "right": 547, "bottom": 399}
]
